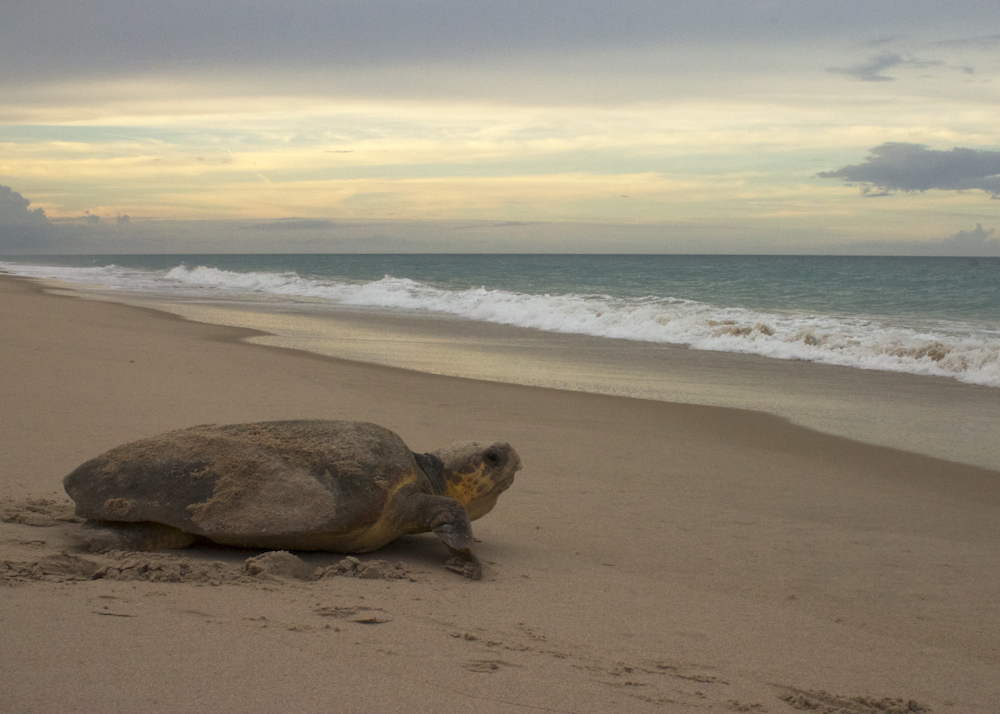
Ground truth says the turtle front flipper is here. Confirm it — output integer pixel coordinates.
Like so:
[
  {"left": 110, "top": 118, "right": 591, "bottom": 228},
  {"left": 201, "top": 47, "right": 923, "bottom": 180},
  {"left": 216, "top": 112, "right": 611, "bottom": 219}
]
[
  {"left": 73, "top": 520, "right": 197, "bottom": 552},
  {"left": 444, "top": 551, "right": 482, "bottom": 580},
  {"left": 433, "top": 512, "right": 482, "bottom": 581},
  {"left": 401, "top": 491, "right": 483, "bottom": 580}
]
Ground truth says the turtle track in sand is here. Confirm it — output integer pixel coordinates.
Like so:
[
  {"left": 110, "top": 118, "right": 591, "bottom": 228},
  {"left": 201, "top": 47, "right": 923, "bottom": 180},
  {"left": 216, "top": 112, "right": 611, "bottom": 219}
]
[{"left": 1, "top": 498, "right": 415, "bottom": 585}]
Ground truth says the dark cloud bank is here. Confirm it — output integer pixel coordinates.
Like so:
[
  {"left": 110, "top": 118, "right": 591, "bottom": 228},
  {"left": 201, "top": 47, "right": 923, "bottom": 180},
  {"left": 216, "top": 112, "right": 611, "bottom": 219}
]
[
  {"left": 1, "top": 186, "right": 48, "bottom": 226},
  {"left": 939, "top": 224, "right": 999, "bottom": 253},
  {"left": 819, "top": 143, "right": 1000, "bottom": 198},
  {"left": 0, "top": 186, "right": 54, "bottom": 252},
  {"left": 836, "top": 224, "right": 1000, "bottom": 257},
  {"left": 2, "top": 183, "right": 998, "bottom": 256},
  {"left": 4, "top": 0, "right": 999, "bottom": 91}
]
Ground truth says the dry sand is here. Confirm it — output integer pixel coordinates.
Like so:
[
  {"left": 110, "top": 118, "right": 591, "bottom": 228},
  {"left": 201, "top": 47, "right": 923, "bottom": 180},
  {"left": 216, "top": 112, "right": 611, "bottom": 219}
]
[{"left": 2, "top": 273, "right": 998, "bottom": 713}]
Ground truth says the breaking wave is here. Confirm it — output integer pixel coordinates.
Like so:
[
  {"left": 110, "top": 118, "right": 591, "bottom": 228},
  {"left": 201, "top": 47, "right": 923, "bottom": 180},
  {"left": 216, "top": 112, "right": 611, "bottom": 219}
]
[{"left": 4, "top": 261, "right": 999, "bottom": 387}]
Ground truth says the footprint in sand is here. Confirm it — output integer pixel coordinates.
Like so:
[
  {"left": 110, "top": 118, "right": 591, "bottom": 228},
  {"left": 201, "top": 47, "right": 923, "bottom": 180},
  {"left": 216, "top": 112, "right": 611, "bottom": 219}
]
[
  {"left": 779, "top": 688, "right": 931, "bottom": 713},
  {"left": 313, "top": 604, "right": 393, "bottom": 624},
  {"left": 462, "top": 659, "right": 520, "bottom": 673}
]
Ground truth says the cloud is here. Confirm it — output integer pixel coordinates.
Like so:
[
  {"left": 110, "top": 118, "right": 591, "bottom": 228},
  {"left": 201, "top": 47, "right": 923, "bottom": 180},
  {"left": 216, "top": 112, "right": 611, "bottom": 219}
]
[
  {"left": 0, "top": 185, "right": 49, "bottom": 227},
  {"left": 932, "top": 34, "right": 1000, "bottom": 49},
  {"left": 817, "top": 143, "right": 1000, "bottom": 197},
  {"left": 4, "top": 1, "right": 998, "bottom": 94},
  {"left": 0, "top": 1, "right": 769, "bottom": 87},
  {"left": 826, "top": 52, "right": 971, "bottom": 82},
  {"left": 934, "top": 224, "right": 1000, "bottom": 254},
  {"left": 0, "top": 185, "right": 139, "bottom": 253},
  {"left": 828, "top": 224, "right": 1000, "bottom": 257},
  {"left": 0, "top": 185, "right": 57, "bottom": 253},
  {"left": 827, "top": 53, "right": 905, "bottom": 82}
]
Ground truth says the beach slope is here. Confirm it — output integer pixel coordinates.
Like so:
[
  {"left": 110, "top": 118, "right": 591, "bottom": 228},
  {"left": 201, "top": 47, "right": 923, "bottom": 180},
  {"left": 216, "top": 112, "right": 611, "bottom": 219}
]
[{"left": 2, "top": 274, "right": 998, "bottom": 713}]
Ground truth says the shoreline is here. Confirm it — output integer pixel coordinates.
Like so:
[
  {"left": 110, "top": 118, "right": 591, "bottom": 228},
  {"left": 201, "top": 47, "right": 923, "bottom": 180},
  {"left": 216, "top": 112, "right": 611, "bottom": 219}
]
[
  {"left": 3, "top": 272, "right": 999, "bottom": 713},
  {"left": 23, "top": 272, "right": 1000, "bottom": 471}
]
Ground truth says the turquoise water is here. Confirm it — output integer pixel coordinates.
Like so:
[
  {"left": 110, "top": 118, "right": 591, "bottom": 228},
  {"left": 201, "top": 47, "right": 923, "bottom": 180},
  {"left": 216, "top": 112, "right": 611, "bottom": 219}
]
[{"left": 3, "top": 254, "right": 999, "bottom": 387}]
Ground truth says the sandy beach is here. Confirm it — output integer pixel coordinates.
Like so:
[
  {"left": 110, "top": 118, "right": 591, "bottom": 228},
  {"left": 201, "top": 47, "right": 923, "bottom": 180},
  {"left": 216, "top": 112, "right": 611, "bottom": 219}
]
[{"left": 2, "top": 272, "right": 999, "bottom": 713}]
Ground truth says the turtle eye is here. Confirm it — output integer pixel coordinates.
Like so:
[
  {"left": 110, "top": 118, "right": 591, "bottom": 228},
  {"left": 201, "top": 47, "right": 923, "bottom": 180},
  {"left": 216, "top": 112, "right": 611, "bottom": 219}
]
[{"left": 484, "top": 449, "right": 501, "bottom": 466}]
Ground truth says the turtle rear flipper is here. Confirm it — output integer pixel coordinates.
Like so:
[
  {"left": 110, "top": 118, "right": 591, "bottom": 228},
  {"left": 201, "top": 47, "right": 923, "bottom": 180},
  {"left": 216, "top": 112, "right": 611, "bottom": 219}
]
[{"left": 73, "top": 520, "right": 196, "bottom": 552}]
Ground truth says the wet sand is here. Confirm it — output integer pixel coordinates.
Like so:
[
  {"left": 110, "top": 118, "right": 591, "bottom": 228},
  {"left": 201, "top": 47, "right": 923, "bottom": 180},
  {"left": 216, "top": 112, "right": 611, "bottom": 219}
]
[
  {"left": 2, "top": 273, "right": 999, "bottom": 713},
  {"left": 53, "top": 284, "right": 1000, "bottom": 470}
]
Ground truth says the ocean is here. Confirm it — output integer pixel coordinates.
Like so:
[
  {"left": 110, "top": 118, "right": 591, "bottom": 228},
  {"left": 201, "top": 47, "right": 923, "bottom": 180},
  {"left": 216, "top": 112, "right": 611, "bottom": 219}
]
[{"left": 3, "top": 253, "right": 998, "bottom": 388}]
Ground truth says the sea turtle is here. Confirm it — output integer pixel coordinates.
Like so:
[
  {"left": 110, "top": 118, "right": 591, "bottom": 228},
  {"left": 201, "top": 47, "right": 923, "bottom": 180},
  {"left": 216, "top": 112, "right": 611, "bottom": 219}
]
[{"left": 63, "top": 420, "right": 522, "bottom": 579}]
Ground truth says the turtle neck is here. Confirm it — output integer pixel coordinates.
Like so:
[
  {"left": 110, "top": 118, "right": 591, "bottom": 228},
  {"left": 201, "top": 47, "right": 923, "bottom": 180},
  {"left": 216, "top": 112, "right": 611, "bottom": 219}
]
[{"left": 414, "top": 451, "right": 447, "bottom": 495}]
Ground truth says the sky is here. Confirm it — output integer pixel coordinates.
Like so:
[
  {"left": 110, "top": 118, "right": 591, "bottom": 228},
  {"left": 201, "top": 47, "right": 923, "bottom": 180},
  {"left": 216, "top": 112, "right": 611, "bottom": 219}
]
[{"left": 1, "top": 0, "right": 1000, "bottom": 254}]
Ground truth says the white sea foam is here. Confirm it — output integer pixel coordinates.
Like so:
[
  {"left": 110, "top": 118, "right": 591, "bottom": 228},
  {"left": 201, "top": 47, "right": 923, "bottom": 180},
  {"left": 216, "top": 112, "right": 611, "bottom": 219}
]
[{"left": 4, "top": 261, "right": 999, "bottom": 388}]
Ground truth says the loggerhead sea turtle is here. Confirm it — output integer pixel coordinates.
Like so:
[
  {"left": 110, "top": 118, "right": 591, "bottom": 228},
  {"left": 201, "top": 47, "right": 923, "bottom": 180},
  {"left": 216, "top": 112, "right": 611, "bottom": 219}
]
[{"left": 63, "top": 420, "right": 522, "bottom": 579}]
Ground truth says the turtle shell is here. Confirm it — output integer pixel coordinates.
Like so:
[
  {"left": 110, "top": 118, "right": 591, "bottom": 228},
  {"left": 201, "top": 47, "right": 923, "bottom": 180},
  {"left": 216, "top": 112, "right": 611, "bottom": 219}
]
[{"left": 64, "top": 420, "right": 424, "bottom": 548}]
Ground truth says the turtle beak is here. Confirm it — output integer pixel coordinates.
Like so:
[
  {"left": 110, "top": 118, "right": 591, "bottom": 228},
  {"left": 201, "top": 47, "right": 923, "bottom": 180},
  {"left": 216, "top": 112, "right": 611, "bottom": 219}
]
[
  {"left": 494, "top": 448, "right": 522, "bottom": 493},
  {"left": 495, "top": 473, "right": 515, "bottom": 493},
  {"left": 502, "top": 445, "right": 522, "bottom": 474}
]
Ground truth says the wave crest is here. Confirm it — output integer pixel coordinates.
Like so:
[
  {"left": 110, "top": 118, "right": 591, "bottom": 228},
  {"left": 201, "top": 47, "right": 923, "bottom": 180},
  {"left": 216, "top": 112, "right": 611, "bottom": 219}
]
[
  {"left": 157, "top": 264, "right": 1000, "bottom": 387},
  {"left": 4, "top": 261, "right": 998, "bottom": 388}
]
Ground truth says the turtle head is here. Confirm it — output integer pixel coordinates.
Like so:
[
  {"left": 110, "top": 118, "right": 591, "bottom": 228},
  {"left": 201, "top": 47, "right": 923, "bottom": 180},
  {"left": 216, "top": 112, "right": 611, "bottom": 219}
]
[{"left": 428, "top": 442, "right": 522, "bottom": 521}]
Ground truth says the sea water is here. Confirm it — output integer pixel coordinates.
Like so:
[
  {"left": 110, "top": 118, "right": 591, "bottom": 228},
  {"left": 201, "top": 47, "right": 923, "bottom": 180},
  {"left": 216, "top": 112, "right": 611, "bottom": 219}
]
[{"left": 3, "top": 254, "right": 998, "bottom": 388}]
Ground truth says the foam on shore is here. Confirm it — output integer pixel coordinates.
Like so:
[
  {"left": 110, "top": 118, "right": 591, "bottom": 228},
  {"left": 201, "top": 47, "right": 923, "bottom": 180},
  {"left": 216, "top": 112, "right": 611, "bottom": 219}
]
[{"left": 4, "top": 260, "right": 998, "bottom": 387}]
